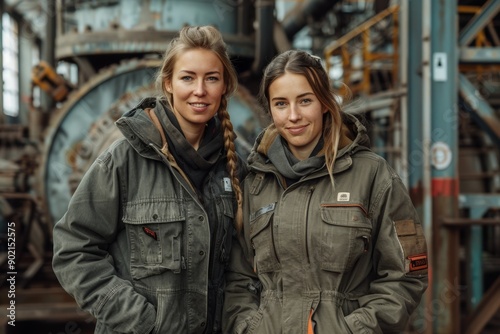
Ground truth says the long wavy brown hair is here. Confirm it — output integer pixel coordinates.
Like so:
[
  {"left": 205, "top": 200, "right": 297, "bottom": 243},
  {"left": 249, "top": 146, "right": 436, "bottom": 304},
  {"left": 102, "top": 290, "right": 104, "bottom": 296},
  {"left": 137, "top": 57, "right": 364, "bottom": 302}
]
[{"left": 258, "top": 49, "right": 344, "bottom": 187}]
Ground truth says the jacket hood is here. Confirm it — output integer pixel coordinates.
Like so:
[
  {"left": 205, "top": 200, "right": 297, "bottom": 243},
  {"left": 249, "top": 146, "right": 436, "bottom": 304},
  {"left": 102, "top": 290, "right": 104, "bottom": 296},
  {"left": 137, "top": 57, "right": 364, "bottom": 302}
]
[
  {"left": 115, "top": 97, "right": 226, "bottom": 191},
  {"left": 115, "top": 97, "right": 165, "bottom": 160},
  {"left": 247, "top": 112, "right": 370, "bottom": 169}
]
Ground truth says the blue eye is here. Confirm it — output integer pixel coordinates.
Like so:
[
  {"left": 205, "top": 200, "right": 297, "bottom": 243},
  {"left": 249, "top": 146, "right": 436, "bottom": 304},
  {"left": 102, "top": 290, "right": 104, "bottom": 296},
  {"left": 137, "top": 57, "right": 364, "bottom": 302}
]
[{"left": 181, "top": 76, "right": 193, "bottom": 81}]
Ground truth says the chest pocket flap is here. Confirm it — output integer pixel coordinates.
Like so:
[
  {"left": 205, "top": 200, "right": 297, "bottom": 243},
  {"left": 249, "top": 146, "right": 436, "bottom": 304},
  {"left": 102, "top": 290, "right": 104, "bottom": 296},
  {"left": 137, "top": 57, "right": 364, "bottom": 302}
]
[{"left": 123, "top": 198, "right": 185, "bottom": 224}]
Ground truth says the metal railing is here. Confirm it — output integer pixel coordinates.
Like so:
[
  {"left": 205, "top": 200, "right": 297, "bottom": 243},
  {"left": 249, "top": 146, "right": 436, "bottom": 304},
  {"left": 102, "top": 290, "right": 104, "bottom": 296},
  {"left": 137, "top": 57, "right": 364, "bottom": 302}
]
[{"left": 324, "top": 5, "right": 399, "bottom": 96}]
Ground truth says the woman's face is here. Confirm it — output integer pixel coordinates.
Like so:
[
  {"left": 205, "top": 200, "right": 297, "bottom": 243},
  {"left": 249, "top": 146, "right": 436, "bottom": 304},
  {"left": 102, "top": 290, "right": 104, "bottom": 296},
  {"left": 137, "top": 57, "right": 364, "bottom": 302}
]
[
  {"left": 165, "top": 48, "right": 226, "bottom": 135},
  {"left": 268, "top": 72, "right": 326, "bottom": 160}
]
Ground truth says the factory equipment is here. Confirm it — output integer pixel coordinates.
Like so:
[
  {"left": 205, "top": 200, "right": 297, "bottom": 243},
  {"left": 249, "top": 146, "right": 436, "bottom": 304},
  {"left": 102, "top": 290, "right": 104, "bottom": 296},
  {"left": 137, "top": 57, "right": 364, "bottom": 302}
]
[{"left": 1, "top": 0, "right": 499, "bottom": 333}]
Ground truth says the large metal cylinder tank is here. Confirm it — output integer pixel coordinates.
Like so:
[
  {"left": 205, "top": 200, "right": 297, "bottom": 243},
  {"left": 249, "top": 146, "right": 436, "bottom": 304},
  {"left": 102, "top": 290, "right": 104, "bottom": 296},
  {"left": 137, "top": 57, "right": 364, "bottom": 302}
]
[{"left": 56, "top": 0, "right": 255, "bottom": 69}]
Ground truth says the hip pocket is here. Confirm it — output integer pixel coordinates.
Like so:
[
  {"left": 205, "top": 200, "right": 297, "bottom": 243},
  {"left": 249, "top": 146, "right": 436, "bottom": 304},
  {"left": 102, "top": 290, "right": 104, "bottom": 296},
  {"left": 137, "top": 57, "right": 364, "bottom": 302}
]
[{"left": 152, "top": 292, "right": 186, "bottom": 334}]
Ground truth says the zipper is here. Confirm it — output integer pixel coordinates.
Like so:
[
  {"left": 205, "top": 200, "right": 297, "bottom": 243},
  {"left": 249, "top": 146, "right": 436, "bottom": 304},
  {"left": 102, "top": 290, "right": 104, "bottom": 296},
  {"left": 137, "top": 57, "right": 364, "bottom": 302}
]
[
  {"left": 304, "top": 187, "right": 315, "bottom": 264},
  {"left": 271, "top": 218, "right": 281, "bottom": 264},
  {"left": 208, "top": 184, "right": 221, "bottom": 280},
  {"left": 270, "top": 199, "right": 281, "bottom": 264}
]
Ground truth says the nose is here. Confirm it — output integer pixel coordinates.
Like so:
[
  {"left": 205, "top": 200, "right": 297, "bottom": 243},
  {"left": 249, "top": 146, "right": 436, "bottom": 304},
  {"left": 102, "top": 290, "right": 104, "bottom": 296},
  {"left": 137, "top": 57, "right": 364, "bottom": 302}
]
[
  {"left": 194, "top": 80, "right": 207, "bottom": 96},
  {"left": 289, "top": 104, "right": 301, "bottom": 121}
]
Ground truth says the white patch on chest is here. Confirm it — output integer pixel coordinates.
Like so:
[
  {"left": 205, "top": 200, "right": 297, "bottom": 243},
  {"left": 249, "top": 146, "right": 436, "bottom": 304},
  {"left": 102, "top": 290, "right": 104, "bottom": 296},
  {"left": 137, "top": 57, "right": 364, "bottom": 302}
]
[
  {"left": 337, "top": 192, "right": 350, "bottom": 201},
  {"left": 223, "top": 177, "right": 233, "bottom": 192}
]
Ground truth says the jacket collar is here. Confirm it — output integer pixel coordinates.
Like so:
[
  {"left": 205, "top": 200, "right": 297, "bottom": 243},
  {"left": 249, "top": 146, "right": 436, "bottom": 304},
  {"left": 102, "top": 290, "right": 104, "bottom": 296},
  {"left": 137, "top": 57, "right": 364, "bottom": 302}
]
[
  {"left": 248, "top": 112, "right": 369, "bottom": 176},
  {"left": 115, "top": 97, "right": 166, "bottom": 160}
]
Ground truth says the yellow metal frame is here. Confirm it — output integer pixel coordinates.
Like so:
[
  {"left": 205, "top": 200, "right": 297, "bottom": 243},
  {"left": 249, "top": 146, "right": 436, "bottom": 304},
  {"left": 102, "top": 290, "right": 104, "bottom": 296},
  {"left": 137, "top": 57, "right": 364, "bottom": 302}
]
[
  {"left": 458, "top": 5, "right": 500, "bottom": 75},
  {"left": 324, "top": 5, "right": 399, "bottom": 96}
]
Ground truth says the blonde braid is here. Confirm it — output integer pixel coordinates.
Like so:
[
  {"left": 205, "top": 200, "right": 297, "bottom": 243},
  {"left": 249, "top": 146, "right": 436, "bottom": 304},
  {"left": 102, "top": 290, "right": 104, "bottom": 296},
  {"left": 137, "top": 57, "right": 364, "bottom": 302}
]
[
  {"left": 155, "top": 25, "right": 242, "bottom": 228},
  {"left": 218, "top": 99, "right": 243, "bottom": 231}
]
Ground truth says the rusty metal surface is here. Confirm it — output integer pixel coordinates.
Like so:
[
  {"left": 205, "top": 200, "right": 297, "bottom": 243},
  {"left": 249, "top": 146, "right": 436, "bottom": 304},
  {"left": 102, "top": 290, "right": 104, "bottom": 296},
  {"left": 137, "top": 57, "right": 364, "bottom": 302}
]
[
  {"left": 2, "top": 1, "right": 500, "bottom": 333},
  {"left": 39, "top": 57, "right": 265, "bottom": 231},
  {"left": 39, "top": 58, "right": 161, "bottom": 230},
  {"left": 56, "top": 0, "right": 255, "bottom": 59},
  {"left": 465, "top": 276, "right": 500, "bottom": 334}
]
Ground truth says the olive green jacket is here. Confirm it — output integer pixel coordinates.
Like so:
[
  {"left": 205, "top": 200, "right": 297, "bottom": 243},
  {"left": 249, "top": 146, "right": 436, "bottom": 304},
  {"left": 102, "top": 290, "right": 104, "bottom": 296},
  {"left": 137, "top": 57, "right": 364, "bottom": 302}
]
[
  {"left": 53, "top": 98, "right": 242, "bottom": 334},
  {"left": 223, "top": 115, "right": 428, "bottom": 334}
]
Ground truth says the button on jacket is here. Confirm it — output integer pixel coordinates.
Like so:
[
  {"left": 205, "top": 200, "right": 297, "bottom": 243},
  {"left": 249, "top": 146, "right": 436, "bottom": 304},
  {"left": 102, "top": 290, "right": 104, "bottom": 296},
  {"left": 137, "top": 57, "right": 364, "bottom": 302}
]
[
  {"left": 223, "top": 114, "right": 428, "bottom": 334},
  {"left": 53, "top": 98, "right": 243, "bottom": 334}
]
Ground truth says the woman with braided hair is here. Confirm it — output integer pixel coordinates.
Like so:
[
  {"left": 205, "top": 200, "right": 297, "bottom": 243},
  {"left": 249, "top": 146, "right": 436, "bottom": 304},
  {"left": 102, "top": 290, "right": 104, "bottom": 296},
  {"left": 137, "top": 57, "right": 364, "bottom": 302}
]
[{"left": 53, "top": 26, "right": 245, "bottom": 334}]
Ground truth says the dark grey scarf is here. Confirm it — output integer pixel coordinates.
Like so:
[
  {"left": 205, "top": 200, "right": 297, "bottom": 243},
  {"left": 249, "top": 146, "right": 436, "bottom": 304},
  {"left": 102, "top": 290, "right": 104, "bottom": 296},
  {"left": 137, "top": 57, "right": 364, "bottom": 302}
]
[
  {"left": 156, "top": 101, "right": 224, "bottom": 191},
  {"left": 267, "top": 135, "right": 325, "bottom": 183}
]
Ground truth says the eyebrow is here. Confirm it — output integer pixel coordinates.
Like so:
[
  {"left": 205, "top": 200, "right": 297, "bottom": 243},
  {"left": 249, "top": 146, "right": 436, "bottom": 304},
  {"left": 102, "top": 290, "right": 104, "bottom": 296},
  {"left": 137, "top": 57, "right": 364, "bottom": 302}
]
[
  {"left": 271, "top": 92, "right": 314, "bottom": 101},
  {"left": 178, "top": 70, "right": 221, "bottom": 75}
]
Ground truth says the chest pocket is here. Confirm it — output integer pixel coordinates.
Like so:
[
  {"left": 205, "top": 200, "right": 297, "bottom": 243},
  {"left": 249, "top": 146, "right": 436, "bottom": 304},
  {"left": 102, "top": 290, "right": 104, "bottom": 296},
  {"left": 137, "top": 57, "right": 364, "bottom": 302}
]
[
  {"left": 319, "top": 204, "right": 372, "bottom": 273},
  {"left": 249, "top": 203, "right": 280, "bottom": 273},
  {"left": 123, "top": 199, "right": 185, "bottom": 280}
]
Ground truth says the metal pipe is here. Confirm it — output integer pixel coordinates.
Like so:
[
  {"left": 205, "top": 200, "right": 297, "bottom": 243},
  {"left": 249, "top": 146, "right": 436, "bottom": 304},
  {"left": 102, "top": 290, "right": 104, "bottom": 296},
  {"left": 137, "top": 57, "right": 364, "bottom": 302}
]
[
  {"left": 442, "top": 218, "right": 500, "bottom": 226},
  {"left": 399, "top": 2, "right": 408, "bottom": 186},
  {"left": 459, "top": 74, "right": 500, "bottom": 145},
  {"left": 430, "top": 0, "right": 460, "bottom": 332},
  {"left": 459, "top": 0, "right": 500, "bottom": 46},
  {"left": 0, "top": 0, "right": 4, "bottom": 124},
  {"left": 282, "top": 0, "right": 339, "bottom": 41},
  {"left": 420, "top": 0, "right": 433, "bottom": 331},
  {"left": 251, "top": 0, "right": 275, "bottom": 75},
  {"left": 41, "top": 0, "right": 56, "bottom": 112},
  {"left": 469, "top": 207, "right": 486, "bottom": 309},
  {"left": 237, "top": 0, "right": 252, "bottom": 36}
]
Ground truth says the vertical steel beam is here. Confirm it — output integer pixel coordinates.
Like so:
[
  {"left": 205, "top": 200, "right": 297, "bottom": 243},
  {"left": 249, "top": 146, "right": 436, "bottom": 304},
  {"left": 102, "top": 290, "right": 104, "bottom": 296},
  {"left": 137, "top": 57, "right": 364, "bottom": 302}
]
[
  {"left": 252, "top": 0, "right": 276, "bottom": 74},
  {"left": 408, "top": 0, "right": 423, "bottom": 215},
  {"left": 407, "top": 0, "right": 432, "bottom": 332},
  {"left": 459, "top": 194, "right": 500, "bottom": 310},
  {"left": 41, "top": 0, "right": 56, "bottom": 113},
  {"left": 431, "top": 0, "right": 460, "bottom": 333},
  {"left": 397, "top": 3, "right": 407, "bottom": 184},
  {"left": 421, "top": 2, "right": 433, "bottom": 307},
  {"left": 468, "top": 207, "right": 485, "bottom": 310},
  {"left": 0, "top": 0, "right": 4, "bottom": 124}
]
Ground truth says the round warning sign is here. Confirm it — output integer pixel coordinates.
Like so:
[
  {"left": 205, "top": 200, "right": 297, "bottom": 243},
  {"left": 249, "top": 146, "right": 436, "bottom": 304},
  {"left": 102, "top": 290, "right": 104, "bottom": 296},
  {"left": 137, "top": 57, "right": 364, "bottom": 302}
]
[{"left": 431, "top": 142, "right": 452, "bottom": 170}]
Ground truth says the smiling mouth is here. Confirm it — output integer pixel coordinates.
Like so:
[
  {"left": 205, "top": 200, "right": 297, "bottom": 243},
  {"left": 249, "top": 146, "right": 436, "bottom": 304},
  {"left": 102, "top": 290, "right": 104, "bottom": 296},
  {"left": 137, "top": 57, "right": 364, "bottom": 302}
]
[
  {"left": 190, "top": 103, "right": 209, "bottom": 107},
  {"left": 287, "top": 125, "right": 307, "bottom": 134}
]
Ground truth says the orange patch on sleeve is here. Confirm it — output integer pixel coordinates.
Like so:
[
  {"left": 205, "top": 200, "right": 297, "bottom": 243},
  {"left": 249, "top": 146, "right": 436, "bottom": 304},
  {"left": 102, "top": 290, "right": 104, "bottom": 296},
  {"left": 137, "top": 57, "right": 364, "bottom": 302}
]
[{"left": 408, "top": 253, "right": 428, "bottom": 271}]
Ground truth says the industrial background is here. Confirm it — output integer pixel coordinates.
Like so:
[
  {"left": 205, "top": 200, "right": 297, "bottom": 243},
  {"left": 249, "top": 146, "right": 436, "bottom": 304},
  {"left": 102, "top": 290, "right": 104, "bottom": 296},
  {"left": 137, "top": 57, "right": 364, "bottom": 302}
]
[{"left": 0, "top": 0, "right": 499, "bottom": 333}]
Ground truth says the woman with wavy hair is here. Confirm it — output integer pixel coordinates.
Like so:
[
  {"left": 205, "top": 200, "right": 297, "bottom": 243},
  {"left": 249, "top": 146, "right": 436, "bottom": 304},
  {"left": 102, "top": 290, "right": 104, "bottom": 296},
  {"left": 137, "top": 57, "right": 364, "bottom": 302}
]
[{"left": 224, "top": 49, "right": 428, "bottom": 334}]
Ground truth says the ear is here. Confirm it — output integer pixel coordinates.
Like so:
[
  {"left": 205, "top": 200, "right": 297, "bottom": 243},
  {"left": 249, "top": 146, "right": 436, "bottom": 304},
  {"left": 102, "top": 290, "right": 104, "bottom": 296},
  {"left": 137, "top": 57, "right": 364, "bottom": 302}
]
[{"left": 164, "top": 81, "right": 172, "bottom": 93}]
